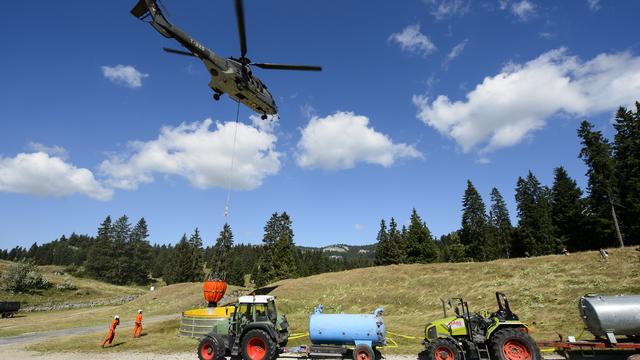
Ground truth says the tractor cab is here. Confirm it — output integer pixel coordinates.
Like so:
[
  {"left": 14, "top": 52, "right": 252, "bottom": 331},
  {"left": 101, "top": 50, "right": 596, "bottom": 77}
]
[{"left": 233, "top": 295, "right": 279, "bottom": 327}]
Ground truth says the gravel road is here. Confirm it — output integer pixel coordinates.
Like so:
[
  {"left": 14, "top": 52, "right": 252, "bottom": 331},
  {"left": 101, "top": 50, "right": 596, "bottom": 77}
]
[{"left": 0, "top": 347, "right": 423, "bottom": 360}]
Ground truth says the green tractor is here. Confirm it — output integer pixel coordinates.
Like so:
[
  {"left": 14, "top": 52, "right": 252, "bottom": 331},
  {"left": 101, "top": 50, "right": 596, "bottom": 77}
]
[
  {"left": 198, "top": 295, "right": 289, "bottom": 360},
  {"left": 422, "top": 292, "right": 541, "bottom": 360}
]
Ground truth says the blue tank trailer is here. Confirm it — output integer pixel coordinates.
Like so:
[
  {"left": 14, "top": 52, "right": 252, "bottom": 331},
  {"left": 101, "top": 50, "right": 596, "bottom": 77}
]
[{"left": 283, "top": 305, "right": 386, "bottom": 360}]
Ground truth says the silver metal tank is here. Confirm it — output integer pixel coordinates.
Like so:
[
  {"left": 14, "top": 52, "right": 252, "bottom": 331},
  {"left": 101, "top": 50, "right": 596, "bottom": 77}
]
[{"left": 579, "top": 294, "right": 640, "bottom": 338}]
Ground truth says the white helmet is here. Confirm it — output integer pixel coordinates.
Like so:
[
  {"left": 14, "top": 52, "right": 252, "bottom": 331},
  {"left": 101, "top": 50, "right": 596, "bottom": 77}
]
[
  {"left": 114, "top": 315, "right": 120, "bottom": 320},
  {"left": 138, "top": 309, "right": 143, "bottom": 313}
]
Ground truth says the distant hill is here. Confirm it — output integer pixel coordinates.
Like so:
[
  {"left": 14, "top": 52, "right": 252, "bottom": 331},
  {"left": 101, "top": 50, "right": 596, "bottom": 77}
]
[{"left": 298, "top": 243, "right": 376, "bottom": 260}]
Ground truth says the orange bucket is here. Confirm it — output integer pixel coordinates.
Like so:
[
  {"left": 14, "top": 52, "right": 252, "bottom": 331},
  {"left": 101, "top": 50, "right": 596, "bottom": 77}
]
[{"left": 203, "top": 279, "right": 227, "bottom": 304}]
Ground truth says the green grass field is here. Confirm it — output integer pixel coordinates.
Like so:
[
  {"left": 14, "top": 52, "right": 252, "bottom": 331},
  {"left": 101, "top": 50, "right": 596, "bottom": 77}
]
[
  {"left": 14, "top": 247, "right": 640, "bottom": 354},
  {"left": 0, "top": 280, "right": 243, "bottom": 337},
  {"left": 0, "top": 260, "right": 146, "bottom": 308}
]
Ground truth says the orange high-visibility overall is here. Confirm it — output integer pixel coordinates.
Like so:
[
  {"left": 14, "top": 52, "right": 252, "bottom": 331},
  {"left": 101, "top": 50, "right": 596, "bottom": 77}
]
[
  {"left": 101, "top": 319, "right": 119, "bottom": 347},
  {"left": 133, "top": 313, "right": 143, "bottom": 337}
]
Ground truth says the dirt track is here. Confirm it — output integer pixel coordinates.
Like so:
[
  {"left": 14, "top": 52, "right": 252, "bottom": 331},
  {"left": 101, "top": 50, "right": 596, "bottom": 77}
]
[
  {"left": 0, "top": 346, "right": 425, "bottom": 360},
  {"left": 0, "top": 314, "right": 178, "bottom": 346}
]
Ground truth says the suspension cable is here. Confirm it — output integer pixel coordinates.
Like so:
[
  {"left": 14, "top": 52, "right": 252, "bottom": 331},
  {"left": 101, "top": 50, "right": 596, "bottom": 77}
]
[{"left": 224, "top": 101, "right": 241, "bottom": 222}]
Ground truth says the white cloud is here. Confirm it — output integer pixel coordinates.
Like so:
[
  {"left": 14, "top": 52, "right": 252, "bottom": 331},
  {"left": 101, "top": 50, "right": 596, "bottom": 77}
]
[
  {"left": 412, "top": 48, "right": 640, "bottom": 153},
  {"left": 296, "top": 111, "right": 422, "bottom": 171},
  {"left": 538, "top": 32, "right": 555, "bottom": 39},
  {"left": 250, "top": 114, "right": 278, "bottom": 133},
  {"left": 28, "top": 142, "right": 68, "bottom": 159},
  {"left": 511, "top": 0, "right": 536, "bottom": 21},
  {"left": 587, "top": 0, "right": 600, "bottom": 11},
  {"left": 424, "top": 0, "right": 471, "bottom": 20},
  {"left": 0, "top": 152, "right": 112, "bottom": 201},
  {"left": 99, "top": 119, "right": 281, "bottom": 191},
  {"left": 101, "top": 65, "right": 149, "bottom": 88},
  {"left": 388, "top": 24, "right": 437, "bottom": 57},
  {"left": 443, "top": 39, "right": 468, "bottom": 68},
  {"left": 355, "top": 223, "right": 365, "bottom": 231}
]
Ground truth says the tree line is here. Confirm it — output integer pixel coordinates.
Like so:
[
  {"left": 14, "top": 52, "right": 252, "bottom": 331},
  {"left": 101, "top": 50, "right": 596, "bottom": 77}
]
[
  {"left": 375, "top": 102, "right": 640, "bottom": 264},
  {"left": 1, "top": 213, "right": 372, "bottom": 286}
]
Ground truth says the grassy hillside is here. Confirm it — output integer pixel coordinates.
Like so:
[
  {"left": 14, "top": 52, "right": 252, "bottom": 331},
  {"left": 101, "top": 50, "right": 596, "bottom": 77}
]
[
  {"left": 22, "top": 248, "right": 640, "bottom": 354},
  {"left": 0, "top": 260, "right": 145, "bottom": 308},
  {"left": 273, "top": 247, "right": 640, "bottom": 352},
  {"left": 1, "top": 280, "right": 244, "bottom": 337}
]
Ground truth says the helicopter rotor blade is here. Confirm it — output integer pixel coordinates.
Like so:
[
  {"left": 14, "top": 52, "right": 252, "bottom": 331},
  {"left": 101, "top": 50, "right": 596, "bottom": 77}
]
[
  {"left": 252, "top": 63, "right": 322, "bottom": 71},
  {"left": 235, "top": 0, "right": 248, "bottom": 58},
  {"left": 163, "top": 47, "right": 197, "bottom": 57}
]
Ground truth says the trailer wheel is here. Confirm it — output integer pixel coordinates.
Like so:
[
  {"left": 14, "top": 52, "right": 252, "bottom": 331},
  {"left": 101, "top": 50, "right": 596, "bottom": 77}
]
[
  {"left": 242, "top": 329, "right": 276, "bottom": 360},
  {"left": 491, "top": 328, "right": 541, "bottom": 360},
  {"left": 353, "top": 344, "right": 375, "bottom": 360},
  {"left": 425, "top": 339, "right": 461, "bottom": 360},
  {"left": 198, "top": 334, "right": 225, "bottom": 360}
]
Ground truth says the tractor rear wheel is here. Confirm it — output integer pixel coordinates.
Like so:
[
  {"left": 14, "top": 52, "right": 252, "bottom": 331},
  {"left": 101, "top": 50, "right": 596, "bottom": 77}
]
[
  {"left": 242, "top": 329, "right": 276, "bottom": 360},
  {"left": 198, "top": 334, "right": 225, "bottom": 360},
  {"left": 425, "top": 339, "right": 461, "bottom": 360},
  {"left": 490, "top": 328, "right": 541, "bottom": 360},
  {"left": 353, "top": 344, "right": 375, "bottom": 360}
]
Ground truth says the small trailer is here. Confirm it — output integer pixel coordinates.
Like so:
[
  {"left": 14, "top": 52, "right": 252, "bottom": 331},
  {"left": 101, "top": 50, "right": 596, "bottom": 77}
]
[
  {"left": 0, "top": 301, "right": 20, "bottom": 318},
  {"left": 297, "top": 305, "right": 385, "bottom": 360},
  {"left": 538, "top": 294, "right": 640, "bottom": 360}
]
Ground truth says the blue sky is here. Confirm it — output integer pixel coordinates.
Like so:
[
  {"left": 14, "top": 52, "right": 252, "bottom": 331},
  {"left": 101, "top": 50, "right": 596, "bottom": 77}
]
[{"left": 1, "top": 0, "right": 639, "bottom": 249}]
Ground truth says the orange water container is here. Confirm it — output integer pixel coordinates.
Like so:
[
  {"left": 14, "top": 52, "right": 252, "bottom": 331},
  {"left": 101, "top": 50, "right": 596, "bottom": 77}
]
[{"left": 203, "top": 279, "right": 227, "bottom": 305}]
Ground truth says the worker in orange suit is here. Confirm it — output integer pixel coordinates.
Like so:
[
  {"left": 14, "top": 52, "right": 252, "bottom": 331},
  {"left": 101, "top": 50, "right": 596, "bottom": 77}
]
[
  {"left": 133, "top": 309, "right": 143, "bottom": 338},
  {"left": 100, "top": 315, "right": 120, "bottom": 348}
]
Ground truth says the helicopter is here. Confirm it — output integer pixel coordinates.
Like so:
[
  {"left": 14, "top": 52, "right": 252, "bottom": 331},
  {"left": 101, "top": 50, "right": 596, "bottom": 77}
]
[{"left": 131, "top": 0, "right": 322, "bottom": 120}]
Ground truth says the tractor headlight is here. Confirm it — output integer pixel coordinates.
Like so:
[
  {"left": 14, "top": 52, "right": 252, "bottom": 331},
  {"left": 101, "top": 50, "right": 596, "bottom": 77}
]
[{"left": 427, "top": 325, "right": 437, "bottom": 340}]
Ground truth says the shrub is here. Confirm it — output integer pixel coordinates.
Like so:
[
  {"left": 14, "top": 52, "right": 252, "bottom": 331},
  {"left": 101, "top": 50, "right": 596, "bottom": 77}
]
[
  {"left": 56, "top": 279, "right": 77, "bottom": 291},
  {"left": 0, "top": 261, "right": 52, "bottom": 293}
]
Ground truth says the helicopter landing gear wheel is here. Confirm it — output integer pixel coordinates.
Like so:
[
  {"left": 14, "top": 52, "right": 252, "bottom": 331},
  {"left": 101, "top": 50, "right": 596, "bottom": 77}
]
[
  {"left": 213, "top": 93, "right": 221, "bottom": 101},
  {"left": 261, "top": 114, "right": 267, "bottom": 120}
]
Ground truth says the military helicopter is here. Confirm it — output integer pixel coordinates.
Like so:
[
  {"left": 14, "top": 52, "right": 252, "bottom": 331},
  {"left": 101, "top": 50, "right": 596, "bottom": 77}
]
[{"left": 131, "top": 0, "right": 322, "bottom": 119}]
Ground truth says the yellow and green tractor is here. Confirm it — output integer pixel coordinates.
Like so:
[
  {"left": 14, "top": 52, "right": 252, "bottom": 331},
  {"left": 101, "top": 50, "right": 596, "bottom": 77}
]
[{"left": 423, "top": 292, "right": 541, "bottom": 360}]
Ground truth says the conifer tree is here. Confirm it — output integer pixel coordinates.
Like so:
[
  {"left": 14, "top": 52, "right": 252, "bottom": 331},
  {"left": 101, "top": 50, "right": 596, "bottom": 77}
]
[
  {"left": 514, "top": 172, "right": 558, "bottom": 256},
  {"left": 109, "top": 215, "right": 133, "bottom": 284},
  {"left": 489, "top": 187, "right": 513, "bottom": 258},
  {"left": 551, "top": 167, "right": 587, "bottom": 251},
  {"left": 213, "top": 223, "right": 234, "bottom": 278},
  {"left": 613, "top": 102, "right": 640, "bottom": 245},
  {"left": 460, "top": 180, "right": 495, "bottom": 261},
  {"left": 387, "top": 218, "right": 403, "bottom": 264},
  {"left": 129, "top": 218, "right": 152, "bottom": 284},
  {"left": 578, "top": 121, "right": 617, "bottom": 247},
  {"left": 165, "top": 234, "right": 192, "bottom": 284},
  {"left": 189, "top": 228, "right": 204, "bottom": 281},
  {"left": 439, "top": 232, "right": 467, "bottom": 262},
  {"left": 374, "top": 219, "right": 389, "bottom": 266},
  {"left": 85, "top": 216, "right": 114, "bottom": 281},
  {"left": 253, "top": 212, "right": 298, "bottom": 286},
  {"left": 405, "top": 209, "right": 439, "bottom": 263},
  {"left": 271, "top": 212, "right": 298, "bottom": 280}
]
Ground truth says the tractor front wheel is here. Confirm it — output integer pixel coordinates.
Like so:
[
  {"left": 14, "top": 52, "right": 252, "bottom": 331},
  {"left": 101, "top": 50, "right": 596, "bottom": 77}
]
[
  {"left": 241, "top": 329, "right": 276, "bottom": 360},
  {"left": 198, "top": 334, "right": 225, "bottom": 360},
  {"left": 425, "top": 339, "right": 461, "bottom": 360},
  {"left": 490, "top": 328, "right": 541, "bottom": 360}
]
